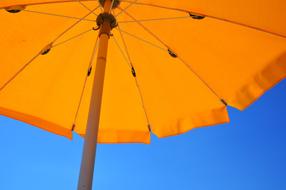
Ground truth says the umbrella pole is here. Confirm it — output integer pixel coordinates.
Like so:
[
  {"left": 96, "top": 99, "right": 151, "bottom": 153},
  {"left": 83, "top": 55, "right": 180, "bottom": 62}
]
[{"left": 77, "top": 1, "right": 113, "bottom": 190}]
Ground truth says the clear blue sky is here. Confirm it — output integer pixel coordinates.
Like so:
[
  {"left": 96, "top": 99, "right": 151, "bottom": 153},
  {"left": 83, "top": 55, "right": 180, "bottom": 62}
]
[{"left": 0, "top": 80, "right": 285, "bottom": 190}]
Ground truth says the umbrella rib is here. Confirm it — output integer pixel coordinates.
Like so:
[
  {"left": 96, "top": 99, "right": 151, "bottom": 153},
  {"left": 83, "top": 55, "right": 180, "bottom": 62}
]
[
  {"left": 72, "top": 35, "right": 99, "bottom": 130},
  {"left": 22, "top": 9, "right": 95, "bottom": 22},
  {"left": 1, "top": 0, "right": 285, "bottom": 38},
  {"left": 52, "top": 5, "right": 100, "bottom": 44},
  {"left": 118, "top": 29, "right": 166, "bottom": 51},
  {"left": 121, "top": 0, "right": 189, "bottom": 13},
  {"left": 120, "top": 0, "right": 286, "bottom": 39},
  {"left": 113, "top": 24, "right": 152, "bottom": 131},
  {"left": 118, "top": 7, "right": 227, "bottom": 106},
  {"left": 112, "top": 35, "right": 130, "bottom": 67},
  {"left": 78, "top": 0, "right": 98, "bottom": 17},
  {"left": 0, "top": 53, "right": 41, "bottom": 92},
  {"left": 116, "top": 24, "right": 133, "bottom": 66},
  {"left": 0, "top": 0, "right": 97, "bottom": 9},
  {"left": 53, "top": 28, "right": 94, "bottom": 47},
  {"left": 178, "top": 57, "right": 227, "bottom": 105},
  {"left": 115, "top": 0, "right": 138, "bottom": 17},
  {"left": 118, "top": 16, "right": 190, "bottom": 23},
  {"left": 117, "top": 7, "right": 169, "bottom": 48},
  {"left": 0, "top": 8, "right": 99, "bottom": 92}
]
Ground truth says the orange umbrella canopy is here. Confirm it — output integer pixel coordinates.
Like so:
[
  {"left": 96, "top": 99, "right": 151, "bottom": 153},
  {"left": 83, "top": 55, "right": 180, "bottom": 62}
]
[{"left": 0, "top": 0, "right": 285, "bottom": 143}]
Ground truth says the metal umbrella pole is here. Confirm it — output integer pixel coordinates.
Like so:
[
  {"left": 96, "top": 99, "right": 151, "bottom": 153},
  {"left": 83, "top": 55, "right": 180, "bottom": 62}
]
[{"left": 77, "top": 0, "right": 117, "bottom": 189}]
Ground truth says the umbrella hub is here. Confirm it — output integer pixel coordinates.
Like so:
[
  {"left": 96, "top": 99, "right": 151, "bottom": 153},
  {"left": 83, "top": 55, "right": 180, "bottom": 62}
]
[
  {"left": 99, "top": 0, "right": 121, "bottom": 9},
  {"left": 96, "top": 12, "right": 117, "bottom": 36},
  {"left": 96, "top": 13, "right": 117, "bottom": 29}
]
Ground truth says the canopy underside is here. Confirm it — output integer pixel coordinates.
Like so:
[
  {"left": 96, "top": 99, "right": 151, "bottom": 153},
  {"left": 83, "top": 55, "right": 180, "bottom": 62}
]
[{"left": 0, "top": 1, "right": 285, "bottom": 143}]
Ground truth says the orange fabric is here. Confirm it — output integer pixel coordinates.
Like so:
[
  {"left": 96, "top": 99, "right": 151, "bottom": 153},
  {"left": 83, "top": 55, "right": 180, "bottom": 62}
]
[
  {"left": 1, "top": 0, "right": 285, "bottom": 37},
  {"left": 0, "top": 1, "right": 285, "bottom": 143}
]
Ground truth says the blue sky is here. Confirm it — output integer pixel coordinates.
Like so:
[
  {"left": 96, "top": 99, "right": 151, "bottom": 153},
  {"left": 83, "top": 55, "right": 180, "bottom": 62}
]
[{"left": 0, "top": 80, "right": 285, "bottom": 190}]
